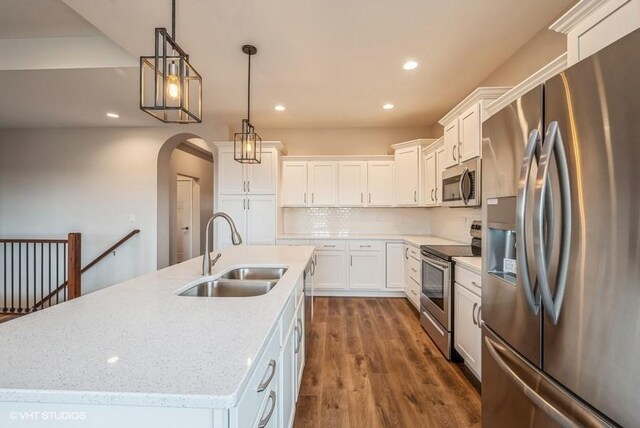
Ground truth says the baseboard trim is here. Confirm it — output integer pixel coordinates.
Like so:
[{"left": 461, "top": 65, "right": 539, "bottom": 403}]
[{"left": 313, "top": 290, "right": 406, "bottom": 298}]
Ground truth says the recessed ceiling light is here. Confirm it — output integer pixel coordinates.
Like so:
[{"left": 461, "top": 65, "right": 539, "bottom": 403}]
[
  {"left": 403, "top": 61, "right": 418, "bottom": 70},
  {"left": 383, "top": 103, "right": 394, "bottom": 110},
  {"left": 106, "top": 112, "right": 119, "bottom": 118},
  {"left": 274, "top": 105, "right": 286, "bottom": 111}
]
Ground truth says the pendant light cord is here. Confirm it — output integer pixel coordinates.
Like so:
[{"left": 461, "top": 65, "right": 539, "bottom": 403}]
[
  {"left": 171, "top": 0, "right": 176, "bottom": 40},
  {"left": 247, "top": 53, "right": 251, "bottom": 123}
]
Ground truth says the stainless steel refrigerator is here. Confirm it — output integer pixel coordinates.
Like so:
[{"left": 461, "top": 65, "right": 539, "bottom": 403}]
[{"left": 481, "top": 28, "right": 640, "bottom": 427}]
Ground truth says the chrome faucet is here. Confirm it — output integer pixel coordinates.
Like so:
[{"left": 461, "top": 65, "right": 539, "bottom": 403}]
[{"left": 202, "top": 212, "right": 243, "bottom": 275}]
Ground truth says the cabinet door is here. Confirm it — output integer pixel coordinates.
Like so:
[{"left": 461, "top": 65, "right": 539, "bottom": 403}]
[
  {"left": 454, "top": 283, "right": 482, "bottom": 379},
  {"left": 281, "top": 319, "right": 296, "bottom": 428},
  {"left": 313, "top": 251, "right": 347, "bottom": 289},
  {"left": 254, "top": 376, "right": 279, "bottom": 428},
  {"left": 424, "top": 151, "right": 437, "bottom": 207},
  {"left": 443, "top": 119, "right": 460, "bottom": 169},
  {"left": 218, "top": 147, "right": 246, "bottom": 194},
  {"left": 246, "top": 196, "right": 276, "bottom": 245},
  {"left": 385, "top": 243, "right": 405, "bottom": 289},
  {"left": 294, "top": 300, "right": 305, "bottom": 398},
  {"left": 308, "top": 162, "right": 337, "bottom": 206},
  {"left": 338, "top": 161, "right": 367, "bottom": 206},
  {"left": 215, "top": 195, "right": 247, "bottom": 250},
  {"left": 247, "top": 149, "right": 277, "bottom": 195},
  {"left": 349, "top": 251, "right": 384, "bottom": 290},
  {"left": 436, "top": 147, "right": 446, "bottom": 206},
  {"left": 281, "top": 162, "right": 308, "bottom": 207},
  {"left": 394, "top": 146, "right": 420, "bottom": 206},
  {"left": 367, "top": 161, "right": 394, "bottom": 206},
  {"left": 459, "top": 104, "right": 481, "bottom": 162}
]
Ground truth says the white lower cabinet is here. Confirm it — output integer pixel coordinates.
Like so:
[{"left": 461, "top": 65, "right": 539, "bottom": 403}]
[
  {"left": 313, "top": 250, "right": 348, "bottom": 290},
  {"left": 454, "top": 266, "right": 482, "bottom": 380},
  {"left": 281, "top": 305, "right": 296, "bottom": 428},
  {"left": 294, "top": 295, "right": 305, "bottom": 397},
  {"left": 349, "top": 250, "right": 384, "bottom": 290},
  {"left": 403, "top": 244, "right": 421, "bottom": 309},
  {"left": 385, "top": 242, "right": 405, "bottom": 289}
]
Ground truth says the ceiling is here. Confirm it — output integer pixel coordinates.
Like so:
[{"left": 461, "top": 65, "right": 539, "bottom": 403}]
[{"left": 0, "top": 0, "right": 576, "bottom": 129}]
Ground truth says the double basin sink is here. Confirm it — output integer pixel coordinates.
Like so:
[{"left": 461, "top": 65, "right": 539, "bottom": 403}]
[{"left": 179, "top": 267, "right": 287, "bottom": 298}]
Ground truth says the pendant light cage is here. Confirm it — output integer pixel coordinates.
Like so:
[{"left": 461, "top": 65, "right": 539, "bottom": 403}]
[
  {"left": 234, "top": 119, "right": 262, "bottom": 164},
  {"left": 234, "top": 44, "right": 262, "bottom": 164},
  {"left": 140, "top": 26, "right": 202, "bottom": 123}
]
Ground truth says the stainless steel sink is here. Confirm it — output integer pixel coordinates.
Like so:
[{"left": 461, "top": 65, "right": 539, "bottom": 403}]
[
  {"left": 179, "top": 279, "right": 278, "bottom": 297},
  {"left": 220, "top": 267, "right": 287, "bottom": 281}
]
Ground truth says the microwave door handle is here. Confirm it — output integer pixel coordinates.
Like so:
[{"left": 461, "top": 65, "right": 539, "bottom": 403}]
[
  {"left": 516, "top": 129, "right": 541, "bottom": 315},
  {"left": 534, "top": 121, "right": 572, "bottom": 326},
  {"left": 458, "top": 167, "right": 469, "bottom": 205}
]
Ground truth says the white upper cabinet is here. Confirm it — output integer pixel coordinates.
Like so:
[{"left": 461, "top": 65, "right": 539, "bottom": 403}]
[
  {"left": 443, "top": 120, "right": 459, "bottom": 169},
  {"left": 366, "top": 161, "right": 394, "bottom": 207},
  {"left": 551, "top": 0, "right": 640, "bottom": 66},
  {"left": 307, "top": 161, "right": 337, "bottom": 206},
  {"left": 281, "top": 162, "right": 308, "bottom": 207},
  {"left": 246, "top": 196, "right": 276, "bottom": 245},
  {"left": 459, "top": 104, "right": 481, "bottom": 162},
  {"left": 436, "top": 146, "right": 446, "bottom": 206},
  {"left": 215, "top": 195, "right": 248, "bottom": 249},
  {"left": 424, "top": 150, "right": 437, "bottom": 207},
  {"left": 394, "top": 146, "right": 420, "bottom": 206},
  {"left": 338, "top": 161, "right": 367, "bottom": 206},
  {"left": 216, "top": 143, "right": 279, "bottom": 195}
]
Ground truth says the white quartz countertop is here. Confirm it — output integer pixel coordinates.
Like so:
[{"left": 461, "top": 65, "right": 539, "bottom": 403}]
[
  {"left": 0, "top": 245, "right": 314, "bottom": 409},
  {"left": 453, "top": 256, "right": 482, "bottom": 274},
  {"left": 277, "top": 233, "right": 463, "bottom": 247}
]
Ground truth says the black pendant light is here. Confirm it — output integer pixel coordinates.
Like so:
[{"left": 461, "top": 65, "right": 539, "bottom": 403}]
[
  {"left": 140, "top": 0, "right": 202, "bottom": 124},
  {"left": 234, "top": 45, "right": 262, "bottom": 164}
]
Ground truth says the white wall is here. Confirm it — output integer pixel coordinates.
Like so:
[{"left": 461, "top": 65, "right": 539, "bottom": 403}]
[
  {"left": 428, "top": 207, "right": 481, "bottom": 244},
  {"left": 0, "top": 125, "right": 227, "bottom": 294}
]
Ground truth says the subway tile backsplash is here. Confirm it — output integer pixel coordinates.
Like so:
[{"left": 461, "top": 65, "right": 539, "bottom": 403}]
[{"left": 282, "top": 206, "right": 481, "bottom": 243}]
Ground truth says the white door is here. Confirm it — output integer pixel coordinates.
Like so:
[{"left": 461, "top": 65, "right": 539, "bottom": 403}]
[
  {"left": 308, "top": 161, "right": 337, "bottom": 206},
  {"left": 424, "top": 151, "right": 437, "bottom": 207},
  {"left": 176, "top": 178, "right": 193, "bottom": 263},
  {"left": 349, "top": 251, "right": 384, "bottom": 290},
  {"left": 394, "top": 146, "right": 420, "bottom": 206},
  {"left": 247, "top": 149, "right": 276, "bottom": 195},
  {"left": 246, "top": 195, "right": 276, "bottom": 245},
  {"left": 215, "top": 195, "right": 247, "bottom": 250},
  {"left": 217, "top": 147, "right": 246, "bottom": 194},
  {"left": 443, "top": 119, "right": 460, "bottom": 169},
  {"left": 454, "top": 283, "right": 482, "bottom": 378},
  {"left": 436, "top": 147, "right": 446, "bottom": 206},
  {"left": 459, "top": 104, "right": 481, "bottom": 162},
  {"left": 367, "top": 161, "right": 394, "bottom": 206},
  {"left": 281, "top": 162, "right": 308, "bottom": 206},
  {"left": 313, "top": 251, "right": 347, "bottom": 289},
  {"left": 385, "top": 242, "right": 405, "bottom": 289},
  {"left": 338, "top": 161, "right": 367, "bottom": 206}
]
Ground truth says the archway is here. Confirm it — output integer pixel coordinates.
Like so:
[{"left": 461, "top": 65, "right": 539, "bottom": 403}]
[{"left": 157, "top": 133, "right": 214, "bottom": 269}]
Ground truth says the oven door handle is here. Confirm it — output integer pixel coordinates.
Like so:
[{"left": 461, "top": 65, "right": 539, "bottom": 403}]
[{"left": 422, "top": 257, "right": 448, "bottom": 272}]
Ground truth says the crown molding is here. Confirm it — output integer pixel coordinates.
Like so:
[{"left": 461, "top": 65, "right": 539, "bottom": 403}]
[
  {"left": 438, "top": 86, "right": 511, "bottom": 126},
  {"left": 212, "top": 140, "right": 284, "bottom": 152},
  {"left": 550, "top": 0, "right": 623, "bottom": 34},
  {"left": 485, "top": 53, "right": 568, "bottom": 120}
]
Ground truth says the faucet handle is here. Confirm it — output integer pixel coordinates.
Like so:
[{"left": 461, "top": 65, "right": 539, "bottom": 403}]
[{"left": 211, "top": 253, "right": 222, "bottom": 267}]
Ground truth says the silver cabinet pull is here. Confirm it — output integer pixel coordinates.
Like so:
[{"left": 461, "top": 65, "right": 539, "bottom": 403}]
[
  {"left": 368, "top": 193, "right": 371, "bottom": 204},
  {"left": 243, "top": 199, "right": 246, "bottom": 210},
  {"left": 452, "top": 144, "right": 457, "bottom": 161},
  {"left": 257, "top": 391, "right": 277, "bottom": 428},
  {"left": 361, "top": 193, "right": 363, "bottom": 204},
  {"left": 257, "top": 360, "right": 277, "bottom": 392},
  {"left": 295, "top": 318, "right": 303, "bottom": 353},
  {"left": 350, "top": 255, "right": 353, "bottom": 266},
  {"left": 477, "top": 306, "right": 482, "bottom": 328},
  {"left": 360, "top": 245, "right": 371, "bottom": 248},
  {"left": 311, "top": 193, "right": 314, "bottom": 204},
  {"left": 405, "top": 247, "right": 409, "bottom": 260},
  {"left": 431, "top": 188, "right": 435, "bottom": 202},
  {"left": 247, "top": 181, "right": 250, "bottom": 193},
  {"left": 324, "top": 244, "right": 335, "bottom": 248},
  {"left": 472, "top": 302, "right": 478, "bottom": 325},
  {"left": 534, "top": 121, "right": 572, "bottom": 326},
  {"left": 243, "top": 180, "right": 247, "bottom": 192},
  {"left": 411, "top": 267, "right": 417, "bottom": 273},
  {"left": 414, "top": 190, "right": 417, "bottom": 202},
  {"left": 247, "top": 198, "right": 250, "bottom": 210},
  {"left": 471, "top": 280, "right": 480, "bottom": 288}
]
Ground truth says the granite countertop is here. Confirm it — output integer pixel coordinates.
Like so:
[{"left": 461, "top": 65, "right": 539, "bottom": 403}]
[
  {"left": 453, "top": 256, "right": 482, "bottom": 274},
  {"left": 277, "top": 233, "right": 464, "bottom": 247},
  {"left": 0, "top": 245, "right": 314, "bottom": 409}
]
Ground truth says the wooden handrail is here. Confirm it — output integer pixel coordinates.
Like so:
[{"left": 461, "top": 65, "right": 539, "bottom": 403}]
[{"left": 33, "top": 229, "right": 140, "bottom": 309}]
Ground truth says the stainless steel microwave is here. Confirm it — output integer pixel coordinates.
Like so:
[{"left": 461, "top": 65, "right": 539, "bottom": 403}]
[{"left": 441, "top": 159, "right": 481, "bottom": 207}]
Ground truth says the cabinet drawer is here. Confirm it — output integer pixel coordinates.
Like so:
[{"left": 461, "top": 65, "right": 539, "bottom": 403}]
[
  {"left": 294, "top": 275, "right": 304, "bottom": 306},
  {"left": 407, "top": 245, "right": 420, "bottom": 260},
  {"left": 455, "top": 265, "right": 481, "bottom": 296},
  {"left": 407, "top": 256, "right": 421, "bottom": 285},
  {"left": 281, "top": 293, "right": 296, "bottom": 346},
  {"left": 312, "top": 239, "right": 346, "bottom": 250},
  {"left": 407, "top": 278, "right": 421, "bottom": 308},
  {"left": 234, "top": 326, "right": 281, "bottom": 428},
  {"left": 348, "top": 240, "right": 382, "bottom": 251}
]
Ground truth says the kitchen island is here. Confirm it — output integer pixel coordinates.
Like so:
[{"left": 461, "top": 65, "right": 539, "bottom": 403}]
[{"left": 0, "top": 245, "right": 314, "bottom": 427}]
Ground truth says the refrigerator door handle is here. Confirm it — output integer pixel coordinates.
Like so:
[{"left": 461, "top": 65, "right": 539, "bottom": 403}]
[
  {"left": 485, "top": 335, "right": 598, "bottom": 428},
  {"left": 534, "top": 121, "right": 572, "bottom": 325},
  {"left": 516, "top": 129, "right": 542, "bottom": 315}
]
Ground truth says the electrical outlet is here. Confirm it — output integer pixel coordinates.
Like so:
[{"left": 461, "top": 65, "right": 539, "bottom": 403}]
[
  {"left": 461, "top": 215, "right": 468, "bottom": 225},
  {"left": 129, "top": 214, "right": 136, "bottom": 223}
]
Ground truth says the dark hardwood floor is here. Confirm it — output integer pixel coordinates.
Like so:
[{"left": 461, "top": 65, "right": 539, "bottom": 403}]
[{"left": 294, "top": 297, "right": 481, "bottom": 428}]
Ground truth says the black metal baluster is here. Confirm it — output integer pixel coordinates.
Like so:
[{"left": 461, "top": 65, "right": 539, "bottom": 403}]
[
  {"left": 63, "top": 243, "right": 67, "bottom": 301},
  {"left": 11, "top": 242, "right": 15, "bottom": 312},
  {"left": 40, "top": 243, "right": 44, "bottom": 310},
  {"left": 32, "top": 243, "right": 36, "bottom": 311},
  {"left": 48, "top": 243, "right": 51, "bottom": 309},
  {"left": 18, "top": 242, "right": 22, "bottom": 313},
  {"left": 55, "top": 243, "right": 59, "bottom": 305},
  {"left": 25, "top": 242, "right": 29, "bottom": 313},
  {"left": 3, "top": 242, "right": 7, "bottom": 312}
]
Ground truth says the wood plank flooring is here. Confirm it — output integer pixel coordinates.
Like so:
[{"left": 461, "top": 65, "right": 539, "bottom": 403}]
[
  {"left": 0, "top": 313, "right": 22, "bottom": 324},
  {"left": 294, "top": 297, "right": 481, "bottom": 428}
]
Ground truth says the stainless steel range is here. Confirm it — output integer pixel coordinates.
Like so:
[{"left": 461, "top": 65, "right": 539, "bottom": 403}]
[{"left": 419, "top": 222, "right": 481, "bottom": 359}]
